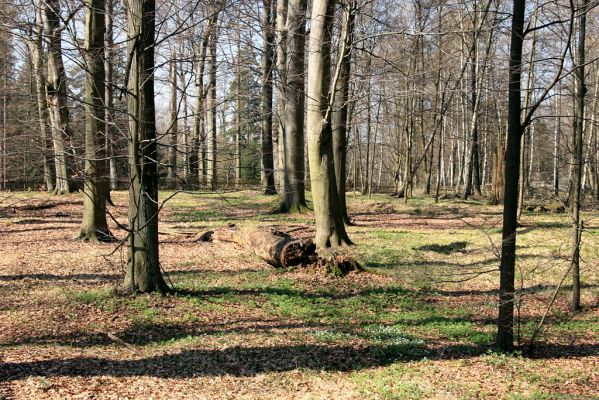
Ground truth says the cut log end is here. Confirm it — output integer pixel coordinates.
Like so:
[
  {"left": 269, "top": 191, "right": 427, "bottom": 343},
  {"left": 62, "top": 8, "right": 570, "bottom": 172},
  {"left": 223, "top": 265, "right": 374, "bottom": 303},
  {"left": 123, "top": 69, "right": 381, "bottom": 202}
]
[{"left": 200, "top": 226, "right": 362, "bottom": 277}]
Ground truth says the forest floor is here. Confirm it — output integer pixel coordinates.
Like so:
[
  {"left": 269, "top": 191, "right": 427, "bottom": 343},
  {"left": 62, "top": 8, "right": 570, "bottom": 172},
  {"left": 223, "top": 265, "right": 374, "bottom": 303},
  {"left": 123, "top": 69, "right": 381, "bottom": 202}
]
[{"left": 0, "top": 190, "right": 597, "bottom": 399}]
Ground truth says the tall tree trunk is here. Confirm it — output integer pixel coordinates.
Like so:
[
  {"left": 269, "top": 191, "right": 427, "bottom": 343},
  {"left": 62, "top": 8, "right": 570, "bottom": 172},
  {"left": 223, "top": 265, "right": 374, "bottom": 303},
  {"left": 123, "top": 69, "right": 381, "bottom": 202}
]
[
  {"left": 80, "top": 0, "right": 111, "bottom": 242},
  {"left": 166, "top": 51, "right": 178, "bottom": 188},
  {"left": 363, "top": 58, "right": 372, "bottom": 196},
  {"left": 27, "top": 10, "right": 54, "bottom": 192},
  {"left": 331, "top": 0, "right": 356, "bottom": 224},
  {"left": 261, "top": 0, "right": 277, "bottom": 194},
  {"left": 105, "top": 0, "right": 117, "bottom": 191},
  {"left": 280, "top": 0, "right": 308, "bottom": 212},
  {"left": 206, "top": 15, "right": 219, "bottom": 191},
  {"left": 1, "top": 50, "right": 6, "bottom": 190},
  {"left": 497, "top": 0, "right": 525, "bottom": 353},
  {"left": 553, "top": 95, "right": 561, "bottom": 197},
  {"left": 307, "top": 0, "right": 350, "bottom": 248},
  {"left": 517, "top": 1, "right": 539, "bottom": 217},
  {"left": 570, "top": 0, "right": 586, "bottom": 312},
  {"left": 275, "top": 0, "right": 288, "bottom": 192},
  {"left": 235, "top": 39, "right": 242, "bottom": 189},
  {"left": 43, "top": 0, "right": 72, "bottom": 195},
  {"left": 463, "top": 0, "right": 494, "bottom": 199},
  {"left": 124, "top": 0, "right": 169, "bottom": 293},
  {"left": 587, "top": 67, "right": 599, "bottom": 200},
  {"left": 191, "top": 25, "right": 210, "bottom": 188}
]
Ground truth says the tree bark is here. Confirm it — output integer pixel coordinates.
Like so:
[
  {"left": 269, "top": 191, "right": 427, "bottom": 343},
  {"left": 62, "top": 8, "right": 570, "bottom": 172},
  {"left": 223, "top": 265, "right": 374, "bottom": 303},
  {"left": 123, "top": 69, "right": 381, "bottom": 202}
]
[
  {"left": 206, "top": 14, "right": 219, "bottom": 191},
  {"left": 209, "top": 226, "right": 316, "bottom": 268},
  {"left": 261, "top": 0, "right": 277, "bottom": 195},
  {"left": 105, "top": 0, "right": 117, "bottom": 191},
  {"left": 570, "top": 0, "right": 586, "bottom": 312},
  {"left": 279, "top": 0, "right": 308, "bottom": 212},
  {"left": 80, "top": 0, "right": 112, "bottom": 242},
  {"left": 331, "top": 0, "right": 355, "bottom": 224},
  {"left": 42, "top": 0, "right": 72, "bottom": 195},
  {"left": 124, "top": 0, "right": 169, "bottom": 293},
  {"left": 275, "top": 0, "right": 288, "bottom": 193},
  {"left": 234, "top": 39, "right": 243, "bottom": 189},
  {"left": 166, "top": 51, "right": 178, "bottom": 189},
  {"left": 307, "top": 0, "right": 351, "bottom": 248},
  {"left": 26, "top": 9, "right": 54, "bottom": 192},
  {"left": 497, "top": 0, "right": 525, "bottom": 352},
  {"left": 191, "top": 24, "right": 210, "bottom": 188}
]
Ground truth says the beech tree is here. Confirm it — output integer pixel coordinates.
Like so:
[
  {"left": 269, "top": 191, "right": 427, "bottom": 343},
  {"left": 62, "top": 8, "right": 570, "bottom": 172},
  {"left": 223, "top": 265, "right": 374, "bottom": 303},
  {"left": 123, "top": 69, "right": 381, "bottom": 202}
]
[
  {"left": 331, "top": 0, "right": 357, "bottom": 225},
  {"left": 279, "top": 0, "right": 308, "bottom": 212},
  {"left": 260, "top": 0, "right": 277, "bottom": 195},
  {"left": 497, "top": 0, "right": 573, "bottom": 351},
  {"left": 25, "top": 6, "right": 54, "bottom": 192},
  {"left": 124, "top": 0, "right": 169, "bottom": 293},
  {"left": 42, "top": 0, "right": 73, "bottom": 194},
  {"left": 205, "top": 4, "right": 220, "bottom": 191},
  {"left": 570, "top": 0, "right": 587, "bottom": 312},
  {"left": 80, "top": 0, "right": 111, "bottom": 242},
  {"left": 307, "top": 0, "right": 351, "bottom": 247}
]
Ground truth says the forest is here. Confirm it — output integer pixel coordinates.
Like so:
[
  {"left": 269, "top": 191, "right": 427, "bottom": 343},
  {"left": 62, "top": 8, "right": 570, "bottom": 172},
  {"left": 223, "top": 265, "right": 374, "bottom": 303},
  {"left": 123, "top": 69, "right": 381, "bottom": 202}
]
[{"left": 0, "top": 0, "right": 597, "bottom": 398}]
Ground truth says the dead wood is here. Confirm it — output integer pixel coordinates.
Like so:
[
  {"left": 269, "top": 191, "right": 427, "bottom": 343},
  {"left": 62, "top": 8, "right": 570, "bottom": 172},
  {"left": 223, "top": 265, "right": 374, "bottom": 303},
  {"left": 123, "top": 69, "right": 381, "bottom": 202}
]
[{"left": 201, "top": 226, "right": 362, "bottom": 276}]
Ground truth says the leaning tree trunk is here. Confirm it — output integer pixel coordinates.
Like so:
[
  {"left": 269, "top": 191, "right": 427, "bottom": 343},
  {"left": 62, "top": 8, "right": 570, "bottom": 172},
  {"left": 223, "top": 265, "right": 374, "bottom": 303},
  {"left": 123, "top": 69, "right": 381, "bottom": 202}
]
[
  {"left": 307, "top": 0, "right": 351, "bottom": 248},
  {"left": 124, "top": 0, "right": 169, "bottom": 293},
  {"left": 279, "top": 0, "right": 308, "bottom": 212},
  {"left": 261, "top": 0, "right": 277, "bottom": 195},
  {"left": 42, "top": 0, "right": 72, "bottom": 195},
  {"left": 331, "top": 0, "right": 356, "bottom": 225},
  {"left": 80, "top": 0, "right": 112, "bottom": 242}
]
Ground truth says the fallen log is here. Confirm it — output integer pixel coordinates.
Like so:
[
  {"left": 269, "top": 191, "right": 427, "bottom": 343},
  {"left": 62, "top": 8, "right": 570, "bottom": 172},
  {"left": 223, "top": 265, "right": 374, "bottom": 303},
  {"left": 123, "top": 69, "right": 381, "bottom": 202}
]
[
  {"left": 203, "top": 225, "right": 316, "bottom": 268},
  {"left": 201, "top": 226, "right": 362, "bottom": 276}
]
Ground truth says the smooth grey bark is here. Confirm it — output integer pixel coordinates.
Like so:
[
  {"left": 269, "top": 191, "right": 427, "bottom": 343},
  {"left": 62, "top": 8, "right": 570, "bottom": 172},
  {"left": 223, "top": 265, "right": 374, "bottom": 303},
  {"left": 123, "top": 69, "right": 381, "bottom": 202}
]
[
  {"left": 124, "top": 0, "right": 169, "bottom": 293},
  {"left": 42, "top": 0, "right": 72, "bottom": 195},
  {"left": 463, "top": 0, "right": 494, "bottom": 199},
  {"left": 105, "top": 0, "right": 117, "bottom": 191},
  {"left": 570, "top": 0, "right": 587, "bottom": 312},
  {"left": 279, "top": 0, "right": 308, "bottom": 212},
  {"left": 261, "top": 0, "right": 277, "bottom": 195},
  {"left": 26, "top": 9, "right": 54, "bottom": 192},
  {"left": 166, "top": 52, "right": 178, "bottom": 188},
  {"left": 553, "top": 95, "right": 561, "bottom": 196},
  {"left": 307, "top": 0, "right": 350, "bottom": 248},
  {"left": 517, "top": 0, "right": 539, "bottom": 217},
  {"left": 275, "top": 0, "right": 288, "bottom": 192},
  {"left": 206, "top": 13, "right": 219, "bottom": 191},
  {"left": 331, "top": 0, "right": 356, "bottom": 224},
  {"left": 80, "top": 0, "right": 111, "bottom": 242},
  {"left": 235, "top": 39, "right": 242, "bottom": 189},
  {"left": 191, "top": 24, "right": 210, "bottom": 187}
]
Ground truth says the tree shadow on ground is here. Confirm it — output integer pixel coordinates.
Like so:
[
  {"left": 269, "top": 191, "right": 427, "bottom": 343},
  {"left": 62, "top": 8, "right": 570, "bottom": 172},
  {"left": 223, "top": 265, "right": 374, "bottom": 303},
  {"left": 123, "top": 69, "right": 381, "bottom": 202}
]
[
  {"left": 416, "top": 241, "right": 468, "bottom": 254},
  {"left": 0, "top": 273, "right": 120, "bottom": 282},
  {"left": 1, "top": 341, "right": 597, "bottom": 382}
]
